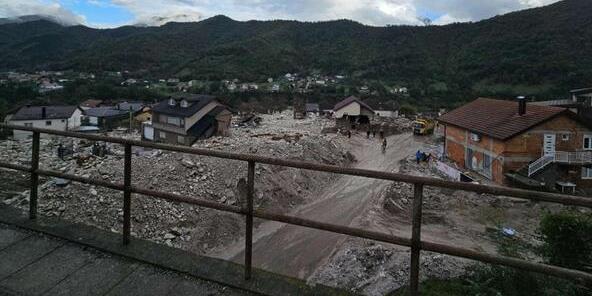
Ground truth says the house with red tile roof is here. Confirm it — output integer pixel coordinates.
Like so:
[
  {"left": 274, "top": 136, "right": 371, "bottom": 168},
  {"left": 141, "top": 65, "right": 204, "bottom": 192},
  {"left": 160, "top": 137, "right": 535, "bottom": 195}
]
[{"left": 438, "top": 97, "right": 592, "bottom": 193}]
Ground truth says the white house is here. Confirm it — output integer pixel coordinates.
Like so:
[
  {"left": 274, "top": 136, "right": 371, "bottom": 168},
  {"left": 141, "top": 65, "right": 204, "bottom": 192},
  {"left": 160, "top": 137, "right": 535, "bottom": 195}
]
[{"left": 8, "top": 105, "right": 83, "bottom": 140}]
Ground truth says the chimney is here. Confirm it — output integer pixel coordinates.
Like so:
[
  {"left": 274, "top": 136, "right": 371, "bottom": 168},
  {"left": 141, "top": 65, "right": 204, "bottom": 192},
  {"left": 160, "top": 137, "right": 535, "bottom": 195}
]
[
  {"left": 517, "top": 96, "right": 526, "bottom": 116},
  {"left": 41, "top": 106, "right": 47, "bottom": 119}
]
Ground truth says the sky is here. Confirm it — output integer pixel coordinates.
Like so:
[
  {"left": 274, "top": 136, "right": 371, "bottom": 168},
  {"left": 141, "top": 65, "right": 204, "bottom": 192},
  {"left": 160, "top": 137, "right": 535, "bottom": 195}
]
[{"left": 0, "top": 0, "right": 560, "bottom": 28}]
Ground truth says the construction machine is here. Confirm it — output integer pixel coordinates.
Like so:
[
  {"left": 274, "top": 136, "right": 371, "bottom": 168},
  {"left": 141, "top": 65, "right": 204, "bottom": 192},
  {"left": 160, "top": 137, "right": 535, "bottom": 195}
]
[{"left": 413, "top": 118, "right": 435, "bottom": 135}]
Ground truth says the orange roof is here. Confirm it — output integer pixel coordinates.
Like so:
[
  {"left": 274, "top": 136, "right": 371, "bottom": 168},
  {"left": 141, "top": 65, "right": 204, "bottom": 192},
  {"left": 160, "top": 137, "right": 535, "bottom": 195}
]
[{"left": 438, "top": 98, "right": 569, "bottom": 140}]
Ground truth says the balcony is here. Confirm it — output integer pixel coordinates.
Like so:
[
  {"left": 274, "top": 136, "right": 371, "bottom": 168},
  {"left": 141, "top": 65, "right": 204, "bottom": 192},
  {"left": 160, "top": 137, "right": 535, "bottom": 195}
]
[{"left": 528, "top": 151, "right": 592, "bottom": 176}]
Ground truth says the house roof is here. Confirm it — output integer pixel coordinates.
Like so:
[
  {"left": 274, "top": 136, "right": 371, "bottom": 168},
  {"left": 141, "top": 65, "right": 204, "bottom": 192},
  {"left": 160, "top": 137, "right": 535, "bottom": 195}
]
[
  {"left": 152, "top": 94, "right": 217, "bottom": 117},
  {"left": 12, "top": 106, "right": 79, "bottom": 121},
  {"left": 306, "top": 103, "right": 320, "bottom": 112},
  {"left": 438, "top": 98, "right": 569, "bottom": 140},
  {"left": 116, "top": 102, "right": 144, "bottom": 112},
  {"left": 80, "top": 99, "right": 103, "bottom": 108},
  {"left": 84, "top": 107, "right": 128, "bottom": 118},
  {"left": 333, "top": 96, "right": 374, "bottom": 112}
]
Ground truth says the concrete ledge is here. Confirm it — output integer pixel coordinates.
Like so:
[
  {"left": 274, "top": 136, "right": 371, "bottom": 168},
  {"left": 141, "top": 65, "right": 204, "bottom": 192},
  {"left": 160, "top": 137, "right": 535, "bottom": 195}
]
[{"left": 0, "top": 205, "right": 354, "bottom": 296}]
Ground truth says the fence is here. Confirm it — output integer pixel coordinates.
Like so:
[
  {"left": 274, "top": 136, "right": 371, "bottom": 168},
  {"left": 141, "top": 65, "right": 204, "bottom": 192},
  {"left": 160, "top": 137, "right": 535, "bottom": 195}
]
[{"left": 1, "top": 124, "right": 591, "bottom": 295}]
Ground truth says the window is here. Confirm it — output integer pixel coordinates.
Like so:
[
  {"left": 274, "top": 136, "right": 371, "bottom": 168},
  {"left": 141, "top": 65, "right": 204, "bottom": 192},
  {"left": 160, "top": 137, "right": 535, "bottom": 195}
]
[
  {"left": 583, "top": 167, "right": 592, "bottom": 179},
  {"left": 562, "top": 134, "right": 570, "bottom": 141},
  {"left": 61, "top": 119, "right": 66, "bottom": 123},
  {"left": 584, "top": 135, "right": 592, "bottom": 150},
  {"left": 167, "top": 116, "right": 181, "bottom": 126},
  {"left": 177, "top": 135, "right": 185, "bottom": 144},
  {"left": 159, "top": 131, "right": 166, "bottom": 140},
  {"left": 180, "top": 100, "right": 188, "bottom": 108},
  {"left": 168, "top": 98, "right": 176, "bottom": 106},
  {"left": 45, "top": 121, "right": 52, "bottom": 126},
  {"left": 24, "top": 123, "right": 33, "bottom": 127}
]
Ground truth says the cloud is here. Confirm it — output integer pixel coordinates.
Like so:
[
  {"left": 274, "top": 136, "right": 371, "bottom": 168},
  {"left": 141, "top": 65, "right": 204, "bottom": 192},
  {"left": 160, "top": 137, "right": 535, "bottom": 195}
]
[
  {"left": 0, "top": 0, "right": 563, "bottom": 28},
  {"left": 0, "top": 0, "right": 85, "bottom": 25},
  {"left": 416, "top": 0, "right": 559, "bottom": 24}
]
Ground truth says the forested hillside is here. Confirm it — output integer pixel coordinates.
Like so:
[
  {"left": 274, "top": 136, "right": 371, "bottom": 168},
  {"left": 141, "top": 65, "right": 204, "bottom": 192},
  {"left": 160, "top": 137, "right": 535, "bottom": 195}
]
[{"left": 1, "top": 0, "right": 591, "bottom": 100}]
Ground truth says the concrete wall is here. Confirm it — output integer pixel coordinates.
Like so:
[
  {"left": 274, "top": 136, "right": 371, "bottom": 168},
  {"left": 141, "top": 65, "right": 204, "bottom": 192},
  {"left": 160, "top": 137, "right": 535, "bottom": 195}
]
[{"left": 9, "top": 108, "right": 82, "bottom": 140}]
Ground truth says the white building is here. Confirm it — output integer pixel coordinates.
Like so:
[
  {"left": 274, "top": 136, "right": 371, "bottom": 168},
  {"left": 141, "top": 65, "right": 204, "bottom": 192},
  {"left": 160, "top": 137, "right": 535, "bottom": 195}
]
[{"left": 8, "top": 106, "right": 83, "bottom": 140}]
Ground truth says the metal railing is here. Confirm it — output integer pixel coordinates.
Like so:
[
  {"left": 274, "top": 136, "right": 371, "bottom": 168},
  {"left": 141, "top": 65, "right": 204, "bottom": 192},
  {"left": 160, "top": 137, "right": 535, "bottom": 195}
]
[
  {"left": 529, "top": 151, "right": 592, "bottom": 176},
  {"left": 1, "top": 123, "right": 592, "bottom": 295}
]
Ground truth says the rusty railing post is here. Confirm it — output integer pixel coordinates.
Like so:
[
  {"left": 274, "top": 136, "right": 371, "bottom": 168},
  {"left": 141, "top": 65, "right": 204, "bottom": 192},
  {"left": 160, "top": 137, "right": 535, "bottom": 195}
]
[
  {"left": 29, "top": 131, "right": 40, "bottom": 219},
  {"left": 409, "top": 183, "right": 424, "bottom": 296},
  {"left": 123, "top": 143, "right": 132, "bottom": 245},
  {"left": 245, "top": 160, "right": 255, "bottom": 280}
]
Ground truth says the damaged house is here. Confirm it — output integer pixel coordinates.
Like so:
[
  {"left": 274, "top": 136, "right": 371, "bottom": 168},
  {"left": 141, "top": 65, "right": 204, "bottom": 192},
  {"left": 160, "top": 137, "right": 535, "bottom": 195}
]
[
  {"left": 145, "top": 94, "right": 231, "bottom": 146},
  {"left": 333, "top": 96, "right": 374, "bottom": 130},
  {"left": 438, "top": 97, "right": 592, "bottom": 193}
]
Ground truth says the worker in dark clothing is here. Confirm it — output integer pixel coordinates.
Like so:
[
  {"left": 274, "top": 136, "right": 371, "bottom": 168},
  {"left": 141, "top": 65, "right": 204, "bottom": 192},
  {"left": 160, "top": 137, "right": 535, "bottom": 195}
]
[
  {"left": 416, "top": 150, "right": 422, "bottom": 164},
  {"left": 366, "top": 130, "right": 370, "bottom": 138},
  {"left": 347, "top": 130, "right": 351, "bottom": 138},
  {"left": 382, "top": 138, "right": 387, "bottom": 154}
]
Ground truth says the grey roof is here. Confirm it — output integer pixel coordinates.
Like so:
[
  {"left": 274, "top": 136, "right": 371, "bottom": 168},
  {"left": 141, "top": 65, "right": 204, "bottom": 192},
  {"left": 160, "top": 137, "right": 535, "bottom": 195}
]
[
  {"left": 152, "top": 94, "right": 217, "bottom": 117},
  {"left": 12, "top": 105, "right": 79, "bottom": 121},
  {"left": 84, "top": 107, "right": 128, "bottom": 118},
  {"left": 116, "top": 102, "right": 144, "bottom": 112},
  {"left": 306, "top": 103, "right": 320, "bottom": 112}
]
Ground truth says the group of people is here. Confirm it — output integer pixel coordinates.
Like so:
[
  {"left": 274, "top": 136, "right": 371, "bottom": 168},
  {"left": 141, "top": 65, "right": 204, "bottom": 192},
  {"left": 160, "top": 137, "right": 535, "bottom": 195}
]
[{"left": 342, "top": 128, "right": 388, "bottom": 154}]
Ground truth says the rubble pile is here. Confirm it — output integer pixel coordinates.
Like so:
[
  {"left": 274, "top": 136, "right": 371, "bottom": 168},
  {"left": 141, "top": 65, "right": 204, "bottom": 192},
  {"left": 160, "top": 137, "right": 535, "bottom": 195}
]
[
  {"left": 0, "top": 110, "right": 353, "bottom": 253},
  {"left": 309, "top": 242, "right": 468, "bottom": 296}
]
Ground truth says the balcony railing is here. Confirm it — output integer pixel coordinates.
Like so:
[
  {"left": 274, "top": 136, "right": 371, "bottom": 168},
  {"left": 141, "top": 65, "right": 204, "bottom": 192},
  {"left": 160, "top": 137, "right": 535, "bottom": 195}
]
[
  {"left": 0, "top": 123, "right": 591, "bottom": 295},
  {"left": 528, "top": 151, "right": 592, "bottom": 176}
]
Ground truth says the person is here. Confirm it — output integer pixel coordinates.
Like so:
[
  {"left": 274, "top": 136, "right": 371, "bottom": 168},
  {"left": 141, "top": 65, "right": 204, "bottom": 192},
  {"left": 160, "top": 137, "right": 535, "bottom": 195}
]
[
  {"left": 382, "top": 138, "right": 387, "bottom": 154},
  {"left": 366, "top": 130, "right": 370, "bottom": 138},
  {"left": 379, "top": 130, "right": 384, "bottom": 139},
  {"left": 372, "top": 130, "right": 376, "bottom": 138},
  {"left": 416, "top": 150, "right": 422, "bottom": 164},
  {"left": 347, "top": 130, "right": 351, "bottom": 138}
]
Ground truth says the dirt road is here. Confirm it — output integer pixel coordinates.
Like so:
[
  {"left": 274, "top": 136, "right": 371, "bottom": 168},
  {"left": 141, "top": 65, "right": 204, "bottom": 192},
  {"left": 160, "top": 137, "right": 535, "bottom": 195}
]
[{"left": 210, "top": 132, "right": 422, "bottom": 279}]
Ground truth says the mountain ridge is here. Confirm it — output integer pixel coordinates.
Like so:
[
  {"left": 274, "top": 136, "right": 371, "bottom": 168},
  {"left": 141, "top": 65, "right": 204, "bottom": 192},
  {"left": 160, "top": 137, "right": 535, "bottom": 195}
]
[{"left": 1, "top": 0, "right": 591, "bottom": 99}]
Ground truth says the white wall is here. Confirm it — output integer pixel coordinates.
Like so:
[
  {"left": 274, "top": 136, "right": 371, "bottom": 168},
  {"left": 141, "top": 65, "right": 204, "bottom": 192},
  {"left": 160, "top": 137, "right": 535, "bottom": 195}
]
[
  {"left": 9, "top": 109, "right": 83, "bottom": 140},
  {"left": 334, "top": 102, "right": 361, "bottom": 118}
]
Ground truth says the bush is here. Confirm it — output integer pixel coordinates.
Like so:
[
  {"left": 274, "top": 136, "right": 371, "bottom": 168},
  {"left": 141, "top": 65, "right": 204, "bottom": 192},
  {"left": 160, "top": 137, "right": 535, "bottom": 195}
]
[{"left": 540, "top": 212, "right": 592, "bottom": 271}]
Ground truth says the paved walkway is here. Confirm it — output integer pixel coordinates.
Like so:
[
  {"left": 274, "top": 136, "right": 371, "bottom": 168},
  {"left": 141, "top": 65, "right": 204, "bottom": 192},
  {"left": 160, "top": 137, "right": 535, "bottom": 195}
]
[{"left": 0, "top": 223, "right": 252, "bottom": 296}]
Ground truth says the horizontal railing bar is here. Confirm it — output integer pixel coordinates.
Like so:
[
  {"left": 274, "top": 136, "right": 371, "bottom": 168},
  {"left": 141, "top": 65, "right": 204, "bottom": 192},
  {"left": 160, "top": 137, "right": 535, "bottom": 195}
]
[
  {"left": 252, "top": 210, "right": 413, "bottom": 247},
  {"left": 2, "top": 124, "right": 592, "bottom": 208},
  {"left": 0, "top": 162, "right": 32, "bottom": 173},
  {"left": 131, "top": 186, "right": 244, "bottom": 215},
  {"left": 421, "top": 241, "right": 592, "bottom": 283},
  {"left": 37, "top": 168, "right": 125, "bottom": 191},
  {"left": 0, "top": 160, "right": 591, "bottom": 283}
]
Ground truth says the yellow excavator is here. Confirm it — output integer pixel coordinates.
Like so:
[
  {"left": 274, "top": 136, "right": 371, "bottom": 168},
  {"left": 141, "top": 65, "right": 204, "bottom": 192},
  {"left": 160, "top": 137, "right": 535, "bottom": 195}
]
[{"left": 413, "top": 118, "right": 435, "bottom": 135}]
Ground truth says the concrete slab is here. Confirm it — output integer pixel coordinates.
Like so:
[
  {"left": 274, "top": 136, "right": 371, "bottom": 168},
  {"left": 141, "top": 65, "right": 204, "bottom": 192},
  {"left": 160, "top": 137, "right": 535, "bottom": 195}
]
[
  {"left": 42, "top": 254, "right": 138, "bottom": 296},
  {"left": 0, "top": 225, "right": 30, "bottom": 250},
  {"left": 168, "top": 276, "right": 254, "bottom": 296},
  {"left": 106, "top": 265, "right": 182, "bottom": 296},
  {"left": 0, "top": 205, "right": 354, "bottom": 296},
  {"left": 0, "top": 235, "right": 62, "bottom": 280},
  {"left": 0, "top": 244, "right": 94, "bottom": 295}
]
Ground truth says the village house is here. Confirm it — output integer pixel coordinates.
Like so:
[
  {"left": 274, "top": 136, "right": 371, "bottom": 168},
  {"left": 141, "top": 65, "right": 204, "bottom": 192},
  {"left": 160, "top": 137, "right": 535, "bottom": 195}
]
[
  {"left": 144, "top": 94, "right": 231, "bottom": 146},
  {"left": 438, "top": 97, "right": 592, "bottom": 193},
  {"left": 83, "top": 107, "right": 129, "bottom": 130},
  {"left": 8, "top": 105, "right": 82, "bottom": 140},
  {"left": 333, "top": 96, "right": 374, "bottom": 130},
  {"left": 305, "top": 103, "right": 320, "bottom": 116}
]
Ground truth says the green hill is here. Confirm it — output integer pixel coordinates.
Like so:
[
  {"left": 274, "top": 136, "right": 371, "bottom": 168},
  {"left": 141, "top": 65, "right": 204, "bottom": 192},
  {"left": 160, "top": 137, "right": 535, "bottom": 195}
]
[{"left": 1, "top": 0, "right": 591, "bottom": 99}]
